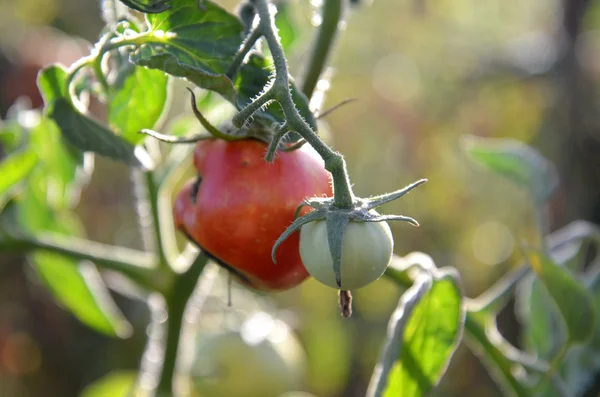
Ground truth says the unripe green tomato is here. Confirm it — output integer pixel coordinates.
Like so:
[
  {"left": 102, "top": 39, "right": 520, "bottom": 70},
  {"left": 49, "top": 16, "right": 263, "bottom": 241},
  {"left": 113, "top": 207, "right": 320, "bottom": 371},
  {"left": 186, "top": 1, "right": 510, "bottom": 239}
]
[
  {"left": 299, "top": 219, "right": 394, "bottom": 290},
  {"left": 191, "top": 314, "right": 305, "bottom": 397}
]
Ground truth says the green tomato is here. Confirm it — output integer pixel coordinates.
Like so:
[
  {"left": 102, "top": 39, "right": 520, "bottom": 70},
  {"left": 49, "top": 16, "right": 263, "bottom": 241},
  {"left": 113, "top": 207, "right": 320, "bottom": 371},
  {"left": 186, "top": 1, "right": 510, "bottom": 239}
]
[
  {"left": 191, "top": 313, "right": 306, "bottom": 397},
  {"left": 299, "top": 219, "right": 394, "bottom": 290}
]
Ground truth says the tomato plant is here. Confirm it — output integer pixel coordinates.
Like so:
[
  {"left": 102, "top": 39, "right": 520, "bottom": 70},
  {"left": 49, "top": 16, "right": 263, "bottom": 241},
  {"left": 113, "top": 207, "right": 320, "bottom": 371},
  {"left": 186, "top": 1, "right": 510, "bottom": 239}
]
[
  {"left": 176, "top": 138, "right": 332, "bottom": 291},
  {"left": 1, "top": 0, "right": 598, "bottom": 397}
]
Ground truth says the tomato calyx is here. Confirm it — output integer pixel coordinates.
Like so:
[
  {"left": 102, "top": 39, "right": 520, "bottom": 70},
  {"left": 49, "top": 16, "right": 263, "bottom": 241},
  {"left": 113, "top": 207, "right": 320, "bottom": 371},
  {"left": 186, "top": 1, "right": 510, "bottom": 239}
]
[{"left": 272, "top": 178, "right": 427, "bottom": 317}]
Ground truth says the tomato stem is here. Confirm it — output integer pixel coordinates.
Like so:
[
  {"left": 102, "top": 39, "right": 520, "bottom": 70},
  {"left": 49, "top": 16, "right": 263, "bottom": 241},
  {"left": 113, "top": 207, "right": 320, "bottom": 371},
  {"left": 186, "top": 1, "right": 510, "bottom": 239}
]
[
  {"left": 233, "top": 0, "right": 355, "bottom": 209},
  {"left": 339, "top": 290, "right": 353, "bottom": 318},
  {"left": 156, "top": 253, "right": 210, "bottom": 396},
  {"left": 226, "top": 27, "right": 263, "bottom": 79}
]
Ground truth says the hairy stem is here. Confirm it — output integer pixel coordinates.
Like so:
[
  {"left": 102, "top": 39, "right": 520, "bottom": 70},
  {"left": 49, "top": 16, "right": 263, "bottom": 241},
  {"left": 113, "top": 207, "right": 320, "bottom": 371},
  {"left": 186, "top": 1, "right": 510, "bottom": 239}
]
[
  {"left": 227, "top": 27, "right": 262, "bottom": 79},
  {"left": 301, "top": 0, "right": 344, "bottom": 99},
  {"left": 246, "top": 0, "right": 354, "bottom": 208},
  {"left": 156, "top": 253, "right": 210, "bottom": 396}
]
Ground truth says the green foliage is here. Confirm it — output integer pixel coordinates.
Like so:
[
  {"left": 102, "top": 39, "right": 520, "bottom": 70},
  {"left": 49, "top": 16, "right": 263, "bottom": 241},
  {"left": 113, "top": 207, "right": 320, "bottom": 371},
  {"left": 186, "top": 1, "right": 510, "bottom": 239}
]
[
  {"left": 38, "top": 65, "right": 146, "bottom": 166},
  {"left": 79, "top": 371, "right": 136, "bottom": 397},
  {"left": 370, "top": 269, "right": 464, "bottom": 397},
  {"left": 274, "top": 2, "right": 297, "bottom": 52},
  {"left": 0, "top": 117, "right": 131, "bottom": 337},
  {"left": 108, "top": 65, "right": 169, "bottom": 144},
  {"left": 129, "top": 0, "right": 244, "bottom": 102},
  {"left": 527, "top": 250, "right": 596, "bottom": 345},
  {"left": 0, "top": 149, "right": 38, "bottom": 208},
  {"left": 2, "top": 0, "right": 599, "bottom": 396},
  {"left": 463, "top": 135, "right": 559, "bottom": 204}
]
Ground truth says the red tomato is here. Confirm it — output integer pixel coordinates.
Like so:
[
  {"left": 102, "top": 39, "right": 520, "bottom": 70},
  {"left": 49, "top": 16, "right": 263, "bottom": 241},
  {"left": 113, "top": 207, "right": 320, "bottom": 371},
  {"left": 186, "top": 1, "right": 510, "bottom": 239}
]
[{"left": 174, "top": 139, "right": 332, "bottom": 291}]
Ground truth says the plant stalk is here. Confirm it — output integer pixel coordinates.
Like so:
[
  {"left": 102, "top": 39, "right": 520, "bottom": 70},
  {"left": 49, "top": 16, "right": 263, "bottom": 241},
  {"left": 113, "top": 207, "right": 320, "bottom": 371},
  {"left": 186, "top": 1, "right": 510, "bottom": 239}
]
[
  {"left": 155, "top": 253, "right": 209, "bottom": 396},
  {"left": 145, "top": 170, "right": 170, "bottom": 268},
  {"left": 1, "top": 233, "right": 164, "bottom": 291},
  {"left": 250, "top": 0, "right": 355, "bottom": 208},
  {"left": 301, "top": 0, "right": 344, "bottom": 99}
]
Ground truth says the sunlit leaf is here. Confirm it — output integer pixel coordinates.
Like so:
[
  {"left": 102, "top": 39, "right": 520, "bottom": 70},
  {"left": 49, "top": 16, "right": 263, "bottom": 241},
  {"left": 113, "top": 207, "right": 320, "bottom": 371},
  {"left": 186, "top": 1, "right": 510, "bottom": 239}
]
[
  {"left": 516, "top": 276, "right": 560, "bottom": 359},
  {"left": 129, "top": 0, "right": 243, "bottom": 102},
  {"left": 80, "top": 370, "right": 136, "bottom": 397},
  {"left": 463, "top": 135, "right": 559, "bottom": 204},
  {"left": 128, "top": 0, "right": 316, "bottom": 131},
  {"left": 38, "top": 64, "right": 70, "bottom": 107},
  {"left": 29, "top": 118, "right": 89, "bottom": 209},
  {"left": 0, "top": 150, "right": 38, "bottom": 199},
  {"left": 108, "top": 65, "right": 169, "bottom": 144},
  {"left": 1, "top": 113, "right": 131, "bottom": 338},
  {"left": 118, "top": 0, "right": 171, "bottom": 13},
  {"left": 49, "top": 98, "right": 145, "bottom": 167},
  {"left": 274, "top": 1, "right": 297, "bottom": 52},
  {"left": 368, "top": 269, "right": 465, "bottom": 397},
  {"left": 527, "top": 250, "right": 596, "bottom": 344},
  {"left": 16, "top": 174, "right": 131, "bottom": 338}
]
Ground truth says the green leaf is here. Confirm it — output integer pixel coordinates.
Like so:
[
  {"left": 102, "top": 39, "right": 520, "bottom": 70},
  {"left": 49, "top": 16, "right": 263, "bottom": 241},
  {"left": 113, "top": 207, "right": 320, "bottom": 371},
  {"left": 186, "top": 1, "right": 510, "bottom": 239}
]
[
  {"left": 0, "top": 150, "right": 38, "bottom": 199},
  {"left": 118, "top": 0, "right": 171, "bottom": 13},
  {"left": 527, "top": 250, "right": 596, "bottom": 344},
  {"left": 128, "top": 0, "right": 316, "bottom": 131},
  {"left": 129, "top": 0, "right": 243, "bottom": 102},
  {"left": 80, "top": 370, "right": 136, "bottom": 397},
  {"left": 516, "top": 276, "right": 560, "bottom": 359},
  {"left": 17, "top": 175, "right": 131, "bottom": 338},
  {"left": 108, "top": 65, "right": 169, "bottom": 144},
  {"left": 368, "top": 269, "right": 465, "bottom": 397},
  {"left": 274, "top": 1, "right": 297, "bottom": 52},
  {"left": 463, "top": 135, "right": 559, "bottom": 204},
  {"left": 29, "top": 117, "right": 88, "bottom": 209},
  {"left": 37, "top": 64, "right": 70, "bottom": 108},
  {"left": 49, "top": 98, "right": 146, "bottom": 167}
]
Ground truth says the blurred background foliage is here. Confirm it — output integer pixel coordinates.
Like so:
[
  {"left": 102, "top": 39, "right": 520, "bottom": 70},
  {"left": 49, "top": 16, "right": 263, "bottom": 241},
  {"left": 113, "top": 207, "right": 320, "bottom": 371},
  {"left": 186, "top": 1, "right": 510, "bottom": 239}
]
[{"left": 1, "top": 0, "right": 599, "bottom": 396}]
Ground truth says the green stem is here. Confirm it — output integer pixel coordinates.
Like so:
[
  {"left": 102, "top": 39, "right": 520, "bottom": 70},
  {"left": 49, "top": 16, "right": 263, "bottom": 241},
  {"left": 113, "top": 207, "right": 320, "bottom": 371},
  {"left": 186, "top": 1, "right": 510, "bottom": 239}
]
[
  {"left": 226, "top": 27, "right": 262, "bottom": 79},
  {"left": 301, "top": 0, "right": 344, "bottom": 99},
  {"left": 2, "top": 233, "right": 163, "bottom": 291},
  {"left": 463, "top": 314, "right": 530, "bottom": 397},
  {"left": 246, "top": 0, "right": 355, "bottom": 209},
  {"left": 145, "top": 170, "right": 170, "bottom": 268},
  {"left": 156, "top": 253, "right": 210, "bottom": 396}
]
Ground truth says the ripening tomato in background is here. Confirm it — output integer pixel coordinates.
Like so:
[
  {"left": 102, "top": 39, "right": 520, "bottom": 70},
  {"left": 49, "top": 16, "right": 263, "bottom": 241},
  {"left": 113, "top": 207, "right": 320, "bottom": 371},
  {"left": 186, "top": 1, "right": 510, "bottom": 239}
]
[
  {"left": 190, "top": 312, "right": 306, "bottom": 397},
  {"left": 174, "top": 138, "right": 332, "bottom": 291}
]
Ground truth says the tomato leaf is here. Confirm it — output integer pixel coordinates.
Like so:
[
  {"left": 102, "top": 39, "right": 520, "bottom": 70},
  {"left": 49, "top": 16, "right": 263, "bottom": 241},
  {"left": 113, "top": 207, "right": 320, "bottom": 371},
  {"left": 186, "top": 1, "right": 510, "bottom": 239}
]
[
  {"left": 463, "top": 135, "right": 559, "bottom": 204},
  {"left": 126, "top": 0, "right": 316, "bottom": 131},
  {"left": 108, "top": 64, "right": 169, "bottom": 144},
  {"left": 17, "top": 174, "right": 131, "bottom": 338},
  {"left": 38, "top": 64, "right": 149, "bottom": 167},
  {"left": 49, "top": 98, "right": 146, "bottom": 167},
  {"left": 368, "top": 269, "right": 465, "bottom": 397},
  {"left": 118, "top": 0, "right": 171, "bottom": 13},
  {"left": 37, "top": 64, "right": 70, "bottom": 107},
  {"left": 527, "top": 249, "right": 597, "bottom": 344},
  {"left": 274, "top": 1, "right": 297, "bottom": 52},
  {"left": 0, "top": 150, "right": 38, "bottom": 202},
  {"left": 80, "top": 371, "right": 137, "bottom": 397},
  {"left": 129, "top": 0, "right": 243, "bottom": 102},
  {"left": 0, "top": 114, "right": 131, "bottom": 338}
]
